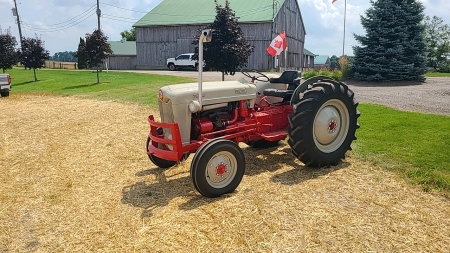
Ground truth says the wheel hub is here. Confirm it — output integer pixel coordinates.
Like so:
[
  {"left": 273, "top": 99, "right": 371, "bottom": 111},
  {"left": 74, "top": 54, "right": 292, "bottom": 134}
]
[
  {"left": 328, "top": 120, "right": 338, "bottom": 133},
  {"left": 216, "top": 163, "right": 227, "bottom": 176}
]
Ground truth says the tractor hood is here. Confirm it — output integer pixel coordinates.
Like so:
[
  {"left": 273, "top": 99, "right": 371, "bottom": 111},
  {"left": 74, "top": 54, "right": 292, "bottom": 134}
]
[{"left": 158, "top": 78, "right": 257, "bottom": 106}]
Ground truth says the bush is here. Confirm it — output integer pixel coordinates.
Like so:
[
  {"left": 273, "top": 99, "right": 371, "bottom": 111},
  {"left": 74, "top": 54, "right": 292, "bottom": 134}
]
[
  {"left": 302, "top": 68, "right": 343, "bottom": 81},
  {"left": 302, "top": 69, "right": 317, "bottom": 80}
]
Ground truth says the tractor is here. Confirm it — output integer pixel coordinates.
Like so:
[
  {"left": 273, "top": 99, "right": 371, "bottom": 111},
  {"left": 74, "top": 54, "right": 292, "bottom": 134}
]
[{"left": 146, "top": 30, "right": 360, "bottom": 198}]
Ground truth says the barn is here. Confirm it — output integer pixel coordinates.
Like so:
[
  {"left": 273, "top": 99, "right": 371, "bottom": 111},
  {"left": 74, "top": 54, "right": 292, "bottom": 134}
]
[
  {"left": 133, "top": 0, "right": 306, "bottom": 71},
  {"left": 102, "top": 41, "right": 137, "bottom": 70}
]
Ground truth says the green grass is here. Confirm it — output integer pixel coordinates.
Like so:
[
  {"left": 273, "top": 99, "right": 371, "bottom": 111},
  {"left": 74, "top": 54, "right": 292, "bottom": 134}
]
[
  {"left": 7, "top": 68, "right": 450, "bottom": 192},
  {"left": 8, "top": 68, "right": 195, "bottom": 106},
  {"left": 353, "top": 104, "right": 450, "bottom": 192},
  {"left": 425, "top": 72, "right": 450, "bottom": 77}
]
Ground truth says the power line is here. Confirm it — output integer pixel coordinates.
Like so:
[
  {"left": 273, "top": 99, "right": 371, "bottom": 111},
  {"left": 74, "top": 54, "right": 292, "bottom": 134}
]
[
  {"left": 21, "top": 12, "right": 96, "bottom": 33},
  {"left": 21, "top": 4, "right": 96, "bottom": 28},
  {"left": 100, "top": 2, "right": 149, "bottom": 14}
]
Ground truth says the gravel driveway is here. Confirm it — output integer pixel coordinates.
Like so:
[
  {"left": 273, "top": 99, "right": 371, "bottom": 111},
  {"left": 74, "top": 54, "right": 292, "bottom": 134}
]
[{"left": 124, "top": 70, "right": 450, "bottom": 116}]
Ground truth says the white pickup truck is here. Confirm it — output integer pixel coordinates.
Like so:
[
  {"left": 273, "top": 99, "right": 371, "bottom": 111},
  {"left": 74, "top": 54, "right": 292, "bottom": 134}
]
[
  {"left": 166, "top": 53, "right": 209, "bottom": 71},
  {"left": 0, "top": 74, "right": 11, "bottom": 97}
]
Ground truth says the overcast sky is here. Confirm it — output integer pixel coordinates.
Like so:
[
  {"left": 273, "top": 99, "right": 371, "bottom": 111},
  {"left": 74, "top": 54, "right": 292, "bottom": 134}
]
[{"left": 0, "top": 0, "right": 449, "bottom": 57}]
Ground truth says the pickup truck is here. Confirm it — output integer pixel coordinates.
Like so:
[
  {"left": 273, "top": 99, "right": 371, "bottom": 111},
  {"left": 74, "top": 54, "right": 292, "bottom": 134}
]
[
  {"left": 166, "top": 53, "right": 209, "bottom": 71},
  {"left": 0, "top": 74, "right": 11, "bottom": 97}
]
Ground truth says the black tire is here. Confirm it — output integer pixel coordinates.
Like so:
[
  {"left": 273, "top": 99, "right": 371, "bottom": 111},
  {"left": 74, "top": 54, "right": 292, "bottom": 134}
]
[
  {"left": 168, "top": 63, "right": 176, "bottom": 71},
  {"left": 249, "top": 139, "right": 279, "bottom": 149},
  {"left": 190, "top": 139, "right": 245, "bottom": 198},
  {"left": 287, "top": 80, "right": 360, "bottom": 167},
  {"left": 0, "top": 91, "right": 9, "bottom": 97},
  {"left": 146, "top": 137, "right": 188, "bottom": 169}
]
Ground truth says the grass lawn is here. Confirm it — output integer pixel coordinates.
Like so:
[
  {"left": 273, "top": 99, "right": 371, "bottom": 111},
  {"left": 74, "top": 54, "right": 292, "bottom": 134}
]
[
  {"left": 354, "top": 104, "right": 450, "bottom": 191},
  {"left": 7, "top": 68, "right": 450, "bottom": 192},
  {"left": 425, "top": 72, "right": 450, "bottom": 77},
  {"left": 8, "top": 68, "right": 195, "bottom": 106}
]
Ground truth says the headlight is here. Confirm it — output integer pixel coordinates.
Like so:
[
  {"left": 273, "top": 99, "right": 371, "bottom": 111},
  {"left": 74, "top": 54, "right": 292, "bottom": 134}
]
[{"left": 188, "top": 100, "right": 201, "bottom": 113}]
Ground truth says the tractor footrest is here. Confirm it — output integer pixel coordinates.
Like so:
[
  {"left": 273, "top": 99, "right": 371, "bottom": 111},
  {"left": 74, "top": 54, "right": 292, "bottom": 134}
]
[{"left": 261, "top": 130, "right": 288, "bottom": 141}]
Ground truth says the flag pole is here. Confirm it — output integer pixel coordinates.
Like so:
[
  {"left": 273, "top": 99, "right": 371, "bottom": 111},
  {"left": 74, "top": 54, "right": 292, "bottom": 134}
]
[{"left": 342, "top": 0, "right": 347, "bottom": 56}]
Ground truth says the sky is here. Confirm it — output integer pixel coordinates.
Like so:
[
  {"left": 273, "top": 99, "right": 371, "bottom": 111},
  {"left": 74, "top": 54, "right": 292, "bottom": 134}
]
[{"left": 0, "top": 0, "right": 449, "bottom": 57}]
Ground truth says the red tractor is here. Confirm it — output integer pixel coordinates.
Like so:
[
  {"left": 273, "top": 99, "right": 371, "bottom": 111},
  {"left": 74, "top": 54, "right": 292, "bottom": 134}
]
[{"left": 147, "top": 30, "right": 360, "bottom": 197}]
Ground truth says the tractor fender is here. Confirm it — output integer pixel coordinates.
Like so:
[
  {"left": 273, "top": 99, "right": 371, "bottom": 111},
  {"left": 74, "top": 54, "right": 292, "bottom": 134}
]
[{"left": 290, "top": 75, "right": 336, "bottom": 106}]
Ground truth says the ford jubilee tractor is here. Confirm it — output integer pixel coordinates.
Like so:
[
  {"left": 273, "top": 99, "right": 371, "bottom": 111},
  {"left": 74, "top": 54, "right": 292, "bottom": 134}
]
[{"left": 146, "top": 30, "right": 360, "bottom": 197}]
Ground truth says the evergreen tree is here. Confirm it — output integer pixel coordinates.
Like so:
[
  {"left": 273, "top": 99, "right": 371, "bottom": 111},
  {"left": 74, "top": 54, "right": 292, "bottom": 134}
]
[
  {"left": 0, "top": 27, "right": 19, "bottom": 73},
  {"left": 19, "top": 35, "right": 50, "bottom": 81},
  {"left": 193, "top": 0, "right": 254, "bottom": 81},
  {"left": 352, "top": 0, "right": 427, "bottom": 81},
  {"left": 75, "top": 37, "right": 87, "bottom": 69}
]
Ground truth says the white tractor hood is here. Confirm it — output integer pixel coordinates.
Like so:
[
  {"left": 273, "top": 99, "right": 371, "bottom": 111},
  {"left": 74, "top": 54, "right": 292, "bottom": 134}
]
[{"left": 159, "top": 78, "right": 257, "bottom": 106}]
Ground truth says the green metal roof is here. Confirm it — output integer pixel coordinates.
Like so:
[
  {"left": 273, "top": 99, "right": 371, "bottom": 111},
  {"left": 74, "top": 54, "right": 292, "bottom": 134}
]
[
  {"left": 314, "top": 55, "right": 330, "bottom": 65},
  {"left": 134, "top": 0, "right": 284, "bottom": 27},
  {"left": 304, "top": 48, "right": 315, "bottom": 56},
  {"left": 108, "top": 41, "right": 136, "bottom": 55}
]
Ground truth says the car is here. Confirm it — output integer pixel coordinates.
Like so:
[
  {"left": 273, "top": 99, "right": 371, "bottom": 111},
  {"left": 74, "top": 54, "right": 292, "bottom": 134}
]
[
  {"left": 166, "top": 53, "right": 208, "bottom": 71},
  {"left": 0, "top": 74, "right": 11, "bottom": 97}
]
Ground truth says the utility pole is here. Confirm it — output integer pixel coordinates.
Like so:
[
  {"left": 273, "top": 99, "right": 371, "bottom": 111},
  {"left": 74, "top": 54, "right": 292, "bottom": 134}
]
[
  {"left": 342, "top": 0, "right": 347, "bottom": 56},
  {"left": 96, "top": 0, "right": 101, "bottom": 30},
  {"left": 12, "top": 0, "right": 23, "bottom": 45}
]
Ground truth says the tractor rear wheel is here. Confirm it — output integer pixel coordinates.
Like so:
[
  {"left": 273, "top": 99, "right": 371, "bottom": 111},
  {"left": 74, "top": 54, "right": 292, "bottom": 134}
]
[
  {"left": 190, "top": 139, "right": 245, "bottom": 198},
  {"left": 287, "top": 80, "right": 360, "bottom": 167},
  {"left": 146, "top": 137, "right": 188, "bottom": 169}
]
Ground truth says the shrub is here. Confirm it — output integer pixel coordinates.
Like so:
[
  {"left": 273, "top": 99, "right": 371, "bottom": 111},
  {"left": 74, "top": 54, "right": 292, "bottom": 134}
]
[
  {"left": 302, "top": 69, "right": 317, "bottom": 80},
  {"left": 302, "top": 68, "right": 343, "bottom": 81}
]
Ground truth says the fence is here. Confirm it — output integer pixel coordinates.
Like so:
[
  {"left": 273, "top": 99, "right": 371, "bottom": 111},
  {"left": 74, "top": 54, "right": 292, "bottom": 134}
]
[{"left": 44, "top": 61, "right": 78, "bottom": 69}]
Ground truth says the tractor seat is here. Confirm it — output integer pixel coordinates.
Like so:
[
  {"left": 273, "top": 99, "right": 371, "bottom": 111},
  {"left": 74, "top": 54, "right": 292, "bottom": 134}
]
[
  {"left": 263, "top": 70, "right": 301, "bottom": 100},
  {"left": 269, "top": 70, "right": 300, "bottom": 87}
]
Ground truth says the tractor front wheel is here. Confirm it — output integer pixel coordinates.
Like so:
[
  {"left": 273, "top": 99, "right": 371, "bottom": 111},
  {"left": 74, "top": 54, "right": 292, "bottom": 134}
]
[
  {"left": 190, "top": 139, "right": 245, "bottom": 198},
  {"left": 146, "top": 137, "right": 188, "bottom": 169},
  {"left": 287, "top": 80, "right": 360, "bottom": 167}
]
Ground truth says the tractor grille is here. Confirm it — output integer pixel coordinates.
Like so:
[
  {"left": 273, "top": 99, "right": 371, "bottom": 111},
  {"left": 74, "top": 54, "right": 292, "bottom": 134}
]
[{"left": 158, "top": 100, "right": 174, "bottom": 123}]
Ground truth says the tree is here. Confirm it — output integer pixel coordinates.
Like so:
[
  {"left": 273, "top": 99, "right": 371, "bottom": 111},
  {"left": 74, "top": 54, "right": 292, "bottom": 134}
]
[
  {"left": 423, "top": 16, "right": 450, "bottom": 72},
  {"left": 192, "top": 0, "right": 254, "bottom": 81},
  {"left": 19, "top": 35, "right": 50, "bottom": 81},
  {"left": 352, "top": 0, "right": 427, "bottom": 81},
  {"left": 75, "top": 29, "right": 113, "bottom": 84},
  {"left": 120, "top": 28, "right": 136, "bottom": 41},
  {"left": 330, "top": 55, "right": 340, "bottom": 70},
  {"left": 0, "top": 27, "right": 19, "bottom": 73},
  {"left": 75, "top": 37, "right": 87, "bottom": 69},
  {"left": 50, "top": 51, "right": 77, "bottom": 62}
]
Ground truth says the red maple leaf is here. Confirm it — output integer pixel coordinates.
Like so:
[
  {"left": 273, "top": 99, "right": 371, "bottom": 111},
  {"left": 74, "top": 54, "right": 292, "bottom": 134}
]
[{"left": 274, "top": 40, "right": 283, "bottom": 49}]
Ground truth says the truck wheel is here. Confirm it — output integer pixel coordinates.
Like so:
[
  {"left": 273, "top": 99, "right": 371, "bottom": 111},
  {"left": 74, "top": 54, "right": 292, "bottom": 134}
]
[
  {"left": 287, "top": 80, "right": 360, "bottom": 167},
  {"left": 0, "top": 91, "right": 9, "bottom": 97},
  {"left": 168, "top": 63, "right": 176, "bottom": 71},
  {"left": 190, "top": 139, "right": 245, "bottom": 198},
  {"left": 146, "top": 137, "right": 188, "bottom": 169}
]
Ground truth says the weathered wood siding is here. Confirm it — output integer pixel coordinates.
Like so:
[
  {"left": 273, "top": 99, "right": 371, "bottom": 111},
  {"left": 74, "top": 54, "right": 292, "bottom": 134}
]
[
  {"left": 303, "top": 55, "right": 315, "bottom": 70},
  {"left": 135, "top": 0, "right": 305, "bottom": 71},
  {"left": 101, "top": 56, "right": 137, "bottom": 70}
]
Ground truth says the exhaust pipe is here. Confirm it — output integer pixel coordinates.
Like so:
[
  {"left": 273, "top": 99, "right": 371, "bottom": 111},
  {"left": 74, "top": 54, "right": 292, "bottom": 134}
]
[{"left": 198, "top": 29, "right": 213, "bottom": 108}]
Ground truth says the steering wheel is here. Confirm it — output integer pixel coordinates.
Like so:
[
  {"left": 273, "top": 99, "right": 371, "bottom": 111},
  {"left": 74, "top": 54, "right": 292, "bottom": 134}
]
[{"left": 241, "top": 70, "right": 270, "bottom": 82}]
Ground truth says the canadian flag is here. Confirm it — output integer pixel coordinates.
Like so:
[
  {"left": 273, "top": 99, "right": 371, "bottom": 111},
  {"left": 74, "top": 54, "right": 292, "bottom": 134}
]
[{"left": 266, "top": 31, "right": 287, "bottom": 57}]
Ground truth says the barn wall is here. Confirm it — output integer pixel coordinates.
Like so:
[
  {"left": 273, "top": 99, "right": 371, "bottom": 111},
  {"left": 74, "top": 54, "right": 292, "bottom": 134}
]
[
  {"left": 135, "top": 0, "right": 306, "bottom": 71},
  {"left": 101, "top": 56, "right": 137, "bottom": 70}
]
